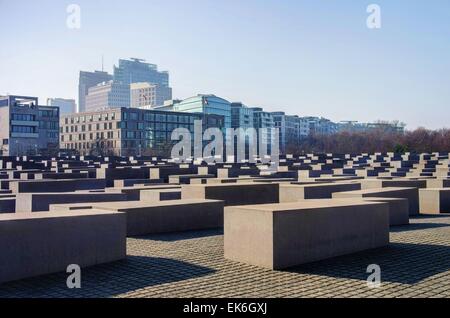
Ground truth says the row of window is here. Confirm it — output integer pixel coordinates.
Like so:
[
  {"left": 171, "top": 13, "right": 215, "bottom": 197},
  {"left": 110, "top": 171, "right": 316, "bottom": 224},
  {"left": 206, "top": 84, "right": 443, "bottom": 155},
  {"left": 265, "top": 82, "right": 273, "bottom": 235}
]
[
  {"left": 11, "top": 114, "right": 35, "bottom": 121},
  {"left": 39, "top": 109, "right": 59, "bottom": 118},
  {"left": 62, "top": 131, "right": 116, "bottom": 142},
  {"left": 11, "top": 125, "right": 36, "bottom": 134},
  {"left": 61, "top": 130, "right": 172, "bottom": 142},
  {"left": 65, "top": 113, "right": 117, "bottom": 124},
  {"left": 39, "top": 121, "right": 59, "bottom": 130},
  {"left": 62, "top": 122, "right": 194, "bottom": 133},
  {"left": 123, "top": 112, "right": 196, "bottom": 124}
]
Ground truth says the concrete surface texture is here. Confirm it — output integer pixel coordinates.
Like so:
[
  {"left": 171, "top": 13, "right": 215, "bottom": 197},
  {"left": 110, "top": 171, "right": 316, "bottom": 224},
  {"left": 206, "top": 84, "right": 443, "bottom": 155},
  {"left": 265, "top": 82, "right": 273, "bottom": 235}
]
[
  {"left": 0, "top": 210, "right": 126, "bottom": 284},
  {"left": 332, "top": 187, "right": 420, "bottom": 216},
  {"left": 0, "top": 152, "right": 449, "bottom": 297}
]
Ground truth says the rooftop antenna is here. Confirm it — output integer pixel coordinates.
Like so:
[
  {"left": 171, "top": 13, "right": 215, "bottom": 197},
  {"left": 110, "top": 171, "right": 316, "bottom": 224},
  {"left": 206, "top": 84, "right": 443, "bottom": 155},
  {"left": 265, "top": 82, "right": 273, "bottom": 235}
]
[{"left": 101, "top": 55, "right": 104, "bottom": 72}]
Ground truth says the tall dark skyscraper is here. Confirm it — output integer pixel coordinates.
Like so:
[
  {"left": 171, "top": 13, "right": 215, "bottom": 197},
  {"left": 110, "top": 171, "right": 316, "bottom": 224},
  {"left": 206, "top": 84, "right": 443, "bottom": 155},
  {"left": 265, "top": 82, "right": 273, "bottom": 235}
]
[{"left": 78, "top": 70, "right": 113, "bottom": 112}]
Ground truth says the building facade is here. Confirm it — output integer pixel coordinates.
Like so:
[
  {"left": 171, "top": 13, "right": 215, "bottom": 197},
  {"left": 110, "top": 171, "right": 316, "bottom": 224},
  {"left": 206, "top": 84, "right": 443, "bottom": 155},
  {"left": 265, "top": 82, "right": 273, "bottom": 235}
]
[
  {"left": 130, "top": 82, "right": 172, "bottom": 108},
  {"left": 60, "top": 107, "right": 225, "bottom": 156},
  {"left": 85, "top": 81, "right": 130, "bottom": 112},
  {"left": 230, "top": 102, "right": 254, "bottom": 129},
  {"left": 114, "top": 58, "right": 169, "bottom": 87},
  {"left": 174, "top": 95, "right": 231, "bottom": 129},
  {"left": 47, "top": 98, "right": 76, "bottom": 115},
  {"left": 0, "top": 95, "right": 59, "bottom": 156},
  {"left": 251, "top": 107, "right": 275, "bottom": 153},
  {"left": 78, "top": 70, "right": 113, "bottom": 113},
  {"left": 302, "top": 116, "right": 340, "bottom": 135},
  {"left": 339, "top": 120, "right": 405, "bottom": 134},
  {"left": 272, "top": 112, "right": 301, "bottom": 154}
]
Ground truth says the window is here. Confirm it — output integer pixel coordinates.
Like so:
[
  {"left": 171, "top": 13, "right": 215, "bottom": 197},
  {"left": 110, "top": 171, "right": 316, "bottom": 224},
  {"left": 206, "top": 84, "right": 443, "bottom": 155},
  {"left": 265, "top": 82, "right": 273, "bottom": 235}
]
[
  {"left": 130, "top": 112, "right": 138, "bottom": 120},
  {"left": 11, "top": 113, "right": 35, "bottom": 121},
  {"left": 11, "top": 125, "right": 35, "bottom": 133}
]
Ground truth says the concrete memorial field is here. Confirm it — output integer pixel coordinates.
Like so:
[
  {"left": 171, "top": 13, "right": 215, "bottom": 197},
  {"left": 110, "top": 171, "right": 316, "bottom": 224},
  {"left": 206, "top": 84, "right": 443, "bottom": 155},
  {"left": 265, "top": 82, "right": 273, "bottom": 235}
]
[{"left": 0, "top": 152, "right": 449, "bottom": 298}]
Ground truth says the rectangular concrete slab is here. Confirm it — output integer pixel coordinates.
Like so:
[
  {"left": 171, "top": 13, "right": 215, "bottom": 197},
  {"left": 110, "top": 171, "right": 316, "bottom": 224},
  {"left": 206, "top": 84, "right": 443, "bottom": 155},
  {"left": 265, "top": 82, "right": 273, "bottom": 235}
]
[
  {"left": 15, "top": 192, "right": 128, "bottom": 212},
  {"left": 419, "top": 188, "right": 450, "bottom": 214},
  {"left": 224, "top": 199, "right": 389, "bottom": 269},
  {"left": 0, "top": 210, "right": 126, "bottom": 284},
  {"left": 52, "top": 199, "right": 225, "bottom": 236},
  {"left": 280, "top": 182, "right": 361, "bottom": 202},
  {"left": 181, "top": 183, "right": 279, "bottom": 206},
  {"left": 332, "top": 187, "right": 419, "bottom": 216},
  {"left": 360, "top": 197, "right": 409, "bottom": 226}
]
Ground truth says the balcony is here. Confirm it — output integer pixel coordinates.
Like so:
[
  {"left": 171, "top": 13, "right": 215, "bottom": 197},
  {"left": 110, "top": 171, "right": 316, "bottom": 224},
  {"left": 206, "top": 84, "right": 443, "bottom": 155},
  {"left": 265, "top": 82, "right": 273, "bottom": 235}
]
[
  {"left": 11, "top": 132, "right": 39, "bottom": 138},
  {"left": 11, "top": 120, "right": 39, "bottom": 127}
]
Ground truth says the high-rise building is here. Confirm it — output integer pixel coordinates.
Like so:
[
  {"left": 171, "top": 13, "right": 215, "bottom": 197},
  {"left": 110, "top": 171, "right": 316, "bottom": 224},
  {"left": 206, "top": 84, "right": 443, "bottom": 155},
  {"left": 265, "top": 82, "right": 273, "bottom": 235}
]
[
  {"left": 130, "top": 82, "right": 172, "bottom": 108},
  {"left": 83, "top": 58, "right": 172, "bottom": 112},
  {"left": 85, "top": 81, "right": 130, "bottom": 112},
  {"left": 47, "top": 98, "right": 76, "bottom": 115},
  {"left": 0, "top": 95, "right": 59, "bottom": 156},
  {"left": 78, "top": 70, "right": 113, "bottom": 113},
  {"left": 113, "top": 58, "right": 169, "bottom": 87}
]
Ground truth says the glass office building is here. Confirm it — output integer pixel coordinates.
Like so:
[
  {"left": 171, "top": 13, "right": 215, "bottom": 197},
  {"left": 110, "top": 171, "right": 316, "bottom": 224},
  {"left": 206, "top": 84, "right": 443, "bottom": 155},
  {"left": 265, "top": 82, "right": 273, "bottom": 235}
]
[
  {"left": 174, "top": 95, "right": 231, "bottom": 129},
  {"left": 114, "top": 58, "right": 169, "bottom": 88}
]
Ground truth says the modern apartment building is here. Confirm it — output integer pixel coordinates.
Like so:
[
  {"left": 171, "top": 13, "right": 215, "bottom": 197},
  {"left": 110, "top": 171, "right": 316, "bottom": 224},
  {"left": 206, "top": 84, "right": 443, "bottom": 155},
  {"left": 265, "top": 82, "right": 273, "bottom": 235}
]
[
  {"left": 272, "top": 112, "right": 301, "bottom": 154},
  {"left": 302, "top": 116, "right": 340, "bottom": 135},
  {"left": 230, "top": 102, "right": 254, "bottom": 129},
  {"left": 85, "top": 81, "right": 130, "bottom": 112},
  {"left": 0, "top": 95, "right": 59, "bottom": 156},
  {"left": 339, "top": 120, "right": 405, "bottom": 134},
  {"left": 47, "top": 98, "right": 76, "bottom": 115},
  {"left": 130, "top": 82, "right": 172, "bottom": 108},
  {"left": 59, "top": 107, "right": 225, "bottom": 156},
  {"left": 251, "top": 107, "right": 275, "bottom": 153},
  {"left": 78, "top": 70, "right": 113, "bottom": 113}
]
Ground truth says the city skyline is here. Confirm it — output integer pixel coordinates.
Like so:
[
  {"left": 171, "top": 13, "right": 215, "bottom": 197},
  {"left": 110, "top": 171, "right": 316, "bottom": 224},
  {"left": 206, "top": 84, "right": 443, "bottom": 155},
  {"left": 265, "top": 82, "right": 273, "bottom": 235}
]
[{"left": 1, "top": 0, "right": 450, "bottom": 129}]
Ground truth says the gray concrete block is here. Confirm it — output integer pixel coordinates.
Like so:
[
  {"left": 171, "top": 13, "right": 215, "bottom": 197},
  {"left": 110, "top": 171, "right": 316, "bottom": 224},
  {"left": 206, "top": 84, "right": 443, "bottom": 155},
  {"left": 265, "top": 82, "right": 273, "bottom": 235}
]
[
  {"left": 15, "top": 192, "right": 128, "bottom": 212},
  {"left": 224, "top": 199, "right": 389, "bottom": 269},
  {"left": 332, "top": 187, "right": 419, "bottom": 216},
  {"left": 280, "top": 182, "right": 361, "bottom": 202},
  {"left": 181, "top": 183, "right": 279, "bottom": 206},
  {"left": 140, "top": 189, "right": 182, "bottom": 201},
  {"left": 419, "top": 188, "right": 450, "bottom": 214},
  {"left": 360, "top": 197, "right": 409, "bottom": 226},
  {"left": 62, "top": 199, "right": 224, "bottom": 236},
  {"left": 9, "top": 179, "right": 106, "bottom": 193},
  {"left": 0, "top": 210, "right": 126, "bottom": 284}
]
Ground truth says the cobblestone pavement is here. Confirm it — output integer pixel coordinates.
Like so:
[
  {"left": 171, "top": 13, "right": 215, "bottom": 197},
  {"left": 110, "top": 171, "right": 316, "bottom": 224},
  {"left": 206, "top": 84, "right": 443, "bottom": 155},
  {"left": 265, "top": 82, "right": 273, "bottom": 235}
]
[{"left": 1, "top": 215, "right": 450, "bottom": 298}]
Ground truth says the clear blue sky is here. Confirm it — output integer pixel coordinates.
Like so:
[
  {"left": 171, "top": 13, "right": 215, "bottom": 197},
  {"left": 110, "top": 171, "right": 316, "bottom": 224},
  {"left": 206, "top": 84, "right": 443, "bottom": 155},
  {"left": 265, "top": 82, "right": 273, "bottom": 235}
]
[{"left": 1, "top": 0, "right": 449, "bottom": 129}]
